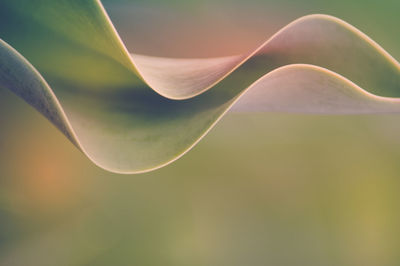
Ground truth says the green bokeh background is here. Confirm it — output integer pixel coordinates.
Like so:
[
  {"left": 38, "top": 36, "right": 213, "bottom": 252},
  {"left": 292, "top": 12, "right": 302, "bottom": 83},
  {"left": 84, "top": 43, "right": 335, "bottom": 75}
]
[{"left": 1, "top": 0, "right": 400, "bottom": 265}]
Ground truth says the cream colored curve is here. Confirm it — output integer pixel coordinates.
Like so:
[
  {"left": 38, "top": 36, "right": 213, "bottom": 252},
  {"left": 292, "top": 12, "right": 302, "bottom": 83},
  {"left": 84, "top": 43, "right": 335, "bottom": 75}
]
[
  {"left": 2, "top": 6, "right": 400, "bottom": 173},
  {"left": 95, "top": 0, "right": 400, "bottom": 100}
]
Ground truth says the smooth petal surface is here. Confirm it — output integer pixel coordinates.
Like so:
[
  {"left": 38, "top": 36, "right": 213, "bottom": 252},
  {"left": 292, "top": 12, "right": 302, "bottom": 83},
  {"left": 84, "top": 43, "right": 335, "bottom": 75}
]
[{"left": 0, "top": 0, "right": 399, "bottom": 173}]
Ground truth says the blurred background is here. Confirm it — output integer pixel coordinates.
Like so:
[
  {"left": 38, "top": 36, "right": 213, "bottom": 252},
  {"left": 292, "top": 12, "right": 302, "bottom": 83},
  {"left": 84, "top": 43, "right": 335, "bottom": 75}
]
[{"left": 1, "top": 0, "right": 400, "bottom": 265}]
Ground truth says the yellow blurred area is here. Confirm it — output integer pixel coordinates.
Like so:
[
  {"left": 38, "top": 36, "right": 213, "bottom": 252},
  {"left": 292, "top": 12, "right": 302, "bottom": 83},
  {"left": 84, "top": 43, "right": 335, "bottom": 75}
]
[{"left": 2, "top": 84, "right": 400, "bottom": 264}]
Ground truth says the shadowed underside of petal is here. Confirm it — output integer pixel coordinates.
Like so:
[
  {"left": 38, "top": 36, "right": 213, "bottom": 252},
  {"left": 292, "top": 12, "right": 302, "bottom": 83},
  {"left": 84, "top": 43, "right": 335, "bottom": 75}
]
[{"left": 0, "top": 0, "right": 399, "bottom": 173}]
